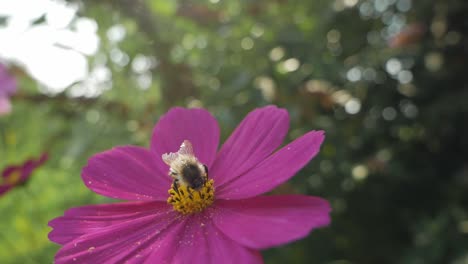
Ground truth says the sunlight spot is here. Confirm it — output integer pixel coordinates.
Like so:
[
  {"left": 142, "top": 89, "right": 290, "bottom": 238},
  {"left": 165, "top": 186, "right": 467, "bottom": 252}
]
[
  {"left": 396, "top": 0, "right": 412, "bottom": 12},
  {"left": 397, "top": 70, "right": 413, "bottom": 84},
  {"left": 107, "top": 24, "right": 126, "bottom": 43},
  {"left": 250, "top": 24, "right": 264, "bottom": 38},
  {"left": 397, "top": 84, "right": 417, "bottom": 97},
  {"left": 352, "top": 165, "right": 368, "bottom": 181},
  {"left": 0, "top": 1, "right": 99, "bottom": 91},
  {"left": 347, "top": 67, "right": 362, "bottom": 82},
  {"left": 110, "top": 48, "right": 130, "bottom": 67},
  {"left": 425, "top": 52, "right": 443, "bottom": 72},
  {"left": 345, "top": 99, "right": 361, "bottom": 114},
  {"left": 386, "top": 58, "right": 402, "bottom": 75},
  {"left": 241, "top": 37, "right": 254, "bottom": 50},
  {"left": 382, "top": 107, "right": 397, "bottom": 120},
  {"left": 269, "top": 47, "right": 285, "bottom": 61},
  {"left": 344, "top": 0, "right": 359, "bottom": 8},
  {"left": 400, "top": 100, "right": 418, "bottom": 118},
  {"left": 46, "top": 1, "right": 77, "bottom": 29},
  {"left": 136, "top": 73, "right": 152, "bottom": 90},
  {"left": 132, "top": 54, "right": 155, "bottom": 74},
  {"left": 327, "top": 29, "right": 341, "bottom": 43},
  {"left": 254, "top": 76, "right": 276, "bottom": 102},
  {"left": 282, "top": 58, "right": 300, "bottom": 72}
]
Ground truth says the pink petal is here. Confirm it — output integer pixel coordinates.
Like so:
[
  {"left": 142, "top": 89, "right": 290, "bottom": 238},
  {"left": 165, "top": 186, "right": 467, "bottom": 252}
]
[
  {"left": 0, "top": 185, "right": 12, "bottom": 196},
  {"left": 146, "top": 213, "right": 263, "bottom": 264},
  {"left": 0, "top": 64, "right": 16, "bottom": 96},
  {"left": 150, "top": 107, "right": 220, "bottom": 168},
  {"left": 0, "top": 153, "right": 48, "bottom": 186},
  {"left": 217, "top": 130, "right": 324, "bottom": 199},
  {"left": 82, "top": 146, "right": 171, "bottom": 201},
  {"left": 212, "top": 195, "right": 331, "bottom": 249},
  {"left": 54, "top": 209, "right": 184, "bottom": 263},
  {"left": 210, "top": 106, "right": 289, "bottom": 187},
  {"left": 48, "top": 201, "right": 171, "bottom": 245},
  {"left": 0, "top": 96, "right": 12, "bottom": 116},
  {"left": 19, "top": 159, "right": 41, "bottom": 182},
  {"left": 2, "top": 165, "right": 19, "bottom": 179}
]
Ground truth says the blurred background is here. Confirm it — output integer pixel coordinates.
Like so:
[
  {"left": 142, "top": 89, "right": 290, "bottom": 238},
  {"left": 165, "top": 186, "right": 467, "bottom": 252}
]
[{"left": 1, "top": 0, "right": 467, "bottom": 263}]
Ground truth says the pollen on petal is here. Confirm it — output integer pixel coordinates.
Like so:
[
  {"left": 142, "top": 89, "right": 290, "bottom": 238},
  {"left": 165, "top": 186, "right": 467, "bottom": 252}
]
[{"left": 167, "top": 179, "right": 215, "bottom": 215}]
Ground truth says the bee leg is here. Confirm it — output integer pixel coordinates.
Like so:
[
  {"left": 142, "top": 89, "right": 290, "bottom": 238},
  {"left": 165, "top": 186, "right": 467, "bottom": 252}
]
[
  {"left": 173, "top": 179, "right": 180, "bottom": 195},
  {"left": 169, "top": 169, "right": 178, "bottom": 178},
  {"left": 186, "top": 186, "right": 194, "bottom": 200},
  {"left": 203, "top": 164, "right": 209, "bottom": 178}
]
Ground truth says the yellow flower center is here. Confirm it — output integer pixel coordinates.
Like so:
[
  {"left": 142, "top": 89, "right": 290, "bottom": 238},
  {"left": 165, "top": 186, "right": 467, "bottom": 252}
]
[{"left": 167, "top": 179, "right": 215, "bottom": 215}]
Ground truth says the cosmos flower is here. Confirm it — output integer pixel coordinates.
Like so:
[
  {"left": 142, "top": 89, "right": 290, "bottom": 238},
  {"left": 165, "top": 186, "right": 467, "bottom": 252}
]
[
  {"left": 0, "top": 63, "right": 17, "bottom": 116},
  {"left": 49, "top": 106, "right": 331, "bottom": 263},
  {"left": 0, "top": 153, "right": 48, "bottom": 196}
]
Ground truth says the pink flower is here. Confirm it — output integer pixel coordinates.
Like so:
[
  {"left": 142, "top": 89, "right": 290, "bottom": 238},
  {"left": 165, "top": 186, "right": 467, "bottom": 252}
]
[
  {"left": 48, "top": 106, "right": 331, "bottom": 263},
  {"left": 0, "top": 153, "right": 48, "bottom": 196},
  {"left": 0, "top": 64, "right": 17, "bottom": 116}
]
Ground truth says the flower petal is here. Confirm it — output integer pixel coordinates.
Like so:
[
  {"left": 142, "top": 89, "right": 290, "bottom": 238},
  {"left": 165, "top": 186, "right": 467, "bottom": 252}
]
[
  {"left": 19, "top": 153, "right": 48, "bottom": 182},
  {"left": 82, "top": 146, "right": 171, "bottom": 201},
  {"left": 213, "top": 195, "right": 331, "bottom": 249},
  {"left": 0, "top": 185, "right": 11, "bottom": 196},
  {"left": 0, "top": 96, "right": 12, "bottom": 116},
  {"left": 48, "top": 201, "right": 170, "bottom": 245},
  {"left": 217, "top": 130, "right": 324, "bottom": 199},
  {"left": 0, "top": 64, "right": 16, "bottom": 95},
  {"left": 150, "top": 107, "right": 220, "bottom": 168},
  {"left": 54, "top": 207, "right": 184, "bottom": 264},
  {"left": 146, "top": 213, "right": 263, "bottom": 264},
  {"left": 211, "top": 106, "right": 289, "bottom": 187}
]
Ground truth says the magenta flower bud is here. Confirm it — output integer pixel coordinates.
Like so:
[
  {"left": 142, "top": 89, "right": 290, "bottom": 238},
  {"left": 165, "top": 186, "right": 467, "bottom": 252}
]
[{"left": 0, "top": 153, "right": 48, "bottom": 196}]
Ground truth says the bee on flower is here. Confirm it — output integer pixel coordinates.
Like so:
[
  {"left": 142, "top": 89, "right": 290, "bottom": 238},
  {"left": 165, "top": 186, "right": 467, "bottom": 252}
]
[{"left": 49, "top": 106, "right": 331, "bottom": 263}]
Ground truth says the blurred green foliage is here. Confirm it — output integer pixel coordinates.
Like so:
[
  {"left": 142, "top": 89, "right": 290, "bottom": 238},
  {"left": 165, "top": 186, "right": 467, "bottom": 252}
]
[{"left": 1, "top": 0, "right": 468, "bottom": 263}]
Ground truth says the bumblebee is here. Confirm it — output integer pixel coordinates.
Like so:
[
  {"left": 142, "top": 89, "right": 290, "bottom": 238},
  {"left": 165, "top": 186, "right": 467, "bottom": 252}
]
[{"left": 162, "top": 140, "right": 208, "bottom": 190}]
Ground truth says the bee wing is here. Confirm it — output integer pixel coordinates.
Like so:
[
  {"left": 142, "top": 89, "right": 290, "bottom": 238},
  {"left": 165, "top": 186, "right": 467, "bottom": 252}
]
[
  {"left": 162, "top": 152, "right": 179, "bottom": 166},
  {"left": 178, "top": 140, "right": 195, "bottom": 156},
  {"left": 162, "top": 140, "right": 195, "bottom": 165}
]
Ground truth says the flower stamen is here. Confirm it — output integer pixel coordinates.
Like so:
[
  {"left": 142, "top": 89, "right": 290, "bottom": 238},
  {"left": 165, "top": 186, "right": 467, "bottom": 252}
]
[{"left": 167, "top": 179, "right": 215, "bottom": 215}]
